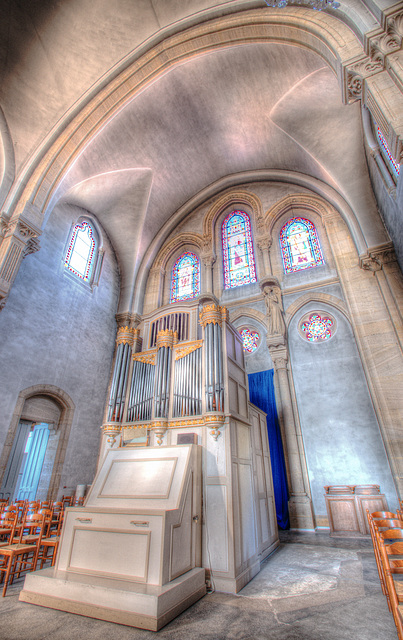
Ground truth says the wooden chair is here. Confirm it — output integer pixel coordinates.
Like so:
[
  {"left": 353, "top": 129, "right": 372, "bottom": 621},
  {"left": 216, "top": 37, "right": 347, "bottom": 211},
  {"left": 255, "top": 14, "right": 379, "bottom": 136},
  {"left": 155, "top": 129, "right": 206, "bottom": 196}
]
[
  {"left": 0, "top": 512, "right": 18, "bottom": 545},
  {"left": 378, "top": 538, "right": 403, "bottom": 639},
  {"left": 0, "top": 512, "right": 46, "bottom": 597},
  {"left": 37, "top": 509, "right": 64, "bottom": 569}
]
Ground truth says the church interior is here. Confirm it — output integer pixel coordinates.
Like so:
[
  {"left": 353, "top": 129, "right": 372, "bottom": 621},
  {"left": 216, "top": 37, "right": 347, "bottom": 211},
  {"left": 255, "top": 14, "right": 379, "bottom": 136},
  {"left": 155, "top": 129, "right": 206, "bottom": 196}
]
[{"left": 0, "top": 0, "right": 402, "bottom": 637}]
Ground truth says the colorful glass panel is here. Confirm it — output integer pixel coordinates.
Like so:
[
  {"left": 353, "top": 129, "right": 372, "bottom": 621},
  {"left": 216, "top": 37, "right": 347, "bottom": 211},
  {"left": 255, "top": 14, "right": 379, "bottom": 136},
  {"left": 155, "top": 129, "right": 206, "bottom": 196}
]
[
  {"left": 280, "top": 217, "right": 324, "bottom": 274},
  {"left": 239, "top": 328, "right": 259, "bottom": 353},
  {"left": 65, "top": 221, "right": 96, "bottom": 281},
  {"left": 170, "top": 252, "right": 200, "bottom": 303},
  {"left": 222, "top": 211, "right": 257, "bottom": 289},
  {"left": 301, "top": 313, "right": 333, "bottom": 342},
  {"left": 376, "top": 126, "right": 400, "bottom": 176}
]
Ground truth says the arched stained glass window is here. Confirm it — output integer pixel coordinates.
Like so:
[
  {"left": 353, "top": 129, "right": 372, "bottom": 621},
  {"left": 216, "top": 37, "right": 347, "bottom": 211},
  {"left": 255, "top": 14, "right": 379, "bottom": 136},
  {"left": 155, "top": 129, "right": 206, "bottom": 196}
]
[
  {"left": 280, "top": 217, "right": 324, "bottom": 274},
  {"left": 170, "top": 252, "right": 200, "bottom": 303},
  {"left": 222, "top": 210, "right": 256, "bottom": 289},
  {"left": 376, "top": 125, "right": 400, "bottom": 177},
  {"left": 65, "top": 221, "right": 96, "bottom": 281}
]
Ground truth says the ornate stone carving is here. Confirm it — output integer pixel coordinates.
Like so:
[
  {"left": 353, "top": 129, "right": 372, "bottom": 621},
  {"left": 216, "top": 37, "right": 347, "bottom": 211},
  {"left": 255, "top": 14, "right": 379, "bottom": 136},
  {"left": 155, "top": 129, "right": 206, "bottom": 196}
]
[
  {"left": 23, "top": 237, "right": 41, "bottom": 259},
  {"left": 346, "top": 56, "right": 383, "bottom": 103},
  {"left": 115, "top": 312, "right": 141, "bottom": 328},
  {"left": 174, "top": 340, "right": 203, "bottom": 360},
  {"left": 359, "top": 243, "right": 396, "bottom": 272}
]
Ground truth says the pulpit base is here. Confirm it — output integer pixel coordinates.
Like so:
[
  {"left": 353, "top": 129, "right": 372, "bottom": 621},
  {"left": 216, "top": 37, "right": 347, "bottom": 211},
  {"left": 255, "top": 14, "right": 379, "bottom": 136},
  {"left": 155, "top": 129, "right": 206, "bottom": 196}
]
[{"left": 20, "top": 567, "right": 206, "bottom": 631}]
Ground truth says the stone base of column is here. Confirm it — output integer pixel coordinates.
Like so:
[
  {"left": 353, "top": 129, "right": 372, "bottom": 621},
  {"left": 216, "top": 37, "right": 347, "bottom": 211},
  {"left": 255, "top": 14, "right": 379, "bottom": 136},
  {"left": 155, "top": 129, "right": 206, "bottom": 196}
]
[{"left": 288, "top": 494, "right": 315, "bottom": 530}]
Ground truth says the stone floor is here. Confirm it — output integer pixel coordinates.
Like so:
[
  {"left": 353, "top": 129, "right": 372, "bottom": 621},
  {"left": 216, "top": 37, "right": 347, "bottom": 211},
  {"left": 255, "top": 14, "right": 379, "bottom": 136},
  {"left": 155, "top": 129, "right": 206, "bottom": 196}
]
[{"left": 0, "top": 530, "right": 397, "bottom": 640}]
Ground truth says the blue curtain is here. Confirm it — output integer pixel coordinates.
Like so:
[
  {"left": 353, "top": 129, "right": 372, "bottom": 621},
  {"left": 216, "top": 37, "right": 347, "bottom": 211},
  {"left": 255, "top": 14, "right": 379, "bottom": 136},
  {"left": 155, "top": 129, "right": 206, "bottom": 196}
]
[{"left": 248, "top": 370, "right": 289, "bottom": 529}]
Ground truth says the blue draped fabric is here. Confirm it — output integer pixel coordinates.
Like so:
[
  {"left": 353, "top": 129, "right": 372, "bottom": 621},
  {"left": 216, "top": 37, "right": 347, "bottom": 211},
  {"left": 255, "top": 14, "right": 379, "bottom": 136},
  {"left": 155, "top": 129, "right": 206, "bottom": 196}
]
[{"left": 248, "top": 369, "right": 289, "bottom": 529}]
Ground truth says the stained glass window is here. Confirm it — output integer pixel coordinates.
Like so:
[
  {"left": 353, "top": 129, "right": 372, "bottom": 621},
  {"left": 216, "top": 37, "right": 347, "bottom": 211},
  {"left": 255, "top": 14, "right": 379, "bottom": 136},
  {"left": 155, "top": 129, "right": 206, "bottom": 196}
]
[
  {"left": 300, "top": 313, "right": 334, "bottom": 342},
  {"left": 65, "top": 221, "right": 96, "bottom": 281},
  {"left": 239, "top": 327, "right": 259, "bottom": 353},
  {"left": 170, "top": 252, "right": 200, "bottom": 303},
  {"left": 280, "top": 217, "right": 324, "bottom": 274},
  {"left": 376, "top": 126, "right": 400, "bottom": 177},
  {"left": 222, "top": 210, "right": 257, "bottom": 289}
]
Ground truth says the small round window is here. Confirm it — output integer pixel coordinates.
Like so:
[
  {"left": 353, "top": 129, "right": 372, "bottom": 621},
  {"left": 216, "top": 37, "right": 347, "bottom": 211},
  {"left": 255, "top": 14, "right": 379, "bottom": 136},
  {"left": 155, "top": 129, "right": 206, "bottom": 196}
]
[
  {"left": 239, "top": 327, "right": 260, "bottom": 353},
  {"left": 299, "top": 312, "right": 335, "bottom": 343}
]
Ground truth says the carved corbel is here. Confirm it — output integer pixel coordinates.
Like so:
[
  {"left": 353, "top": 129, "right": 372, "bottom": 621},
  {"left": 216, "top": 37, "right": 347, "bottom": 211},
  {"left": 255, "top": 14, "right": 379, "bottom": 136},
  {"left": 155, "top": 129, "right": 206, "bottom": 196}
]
[
  {"left": 344, "top": 56, "right": 384, "bottom": 103},
  {"left": 359, "top": 243, "right": 396, "bottom": 273}
]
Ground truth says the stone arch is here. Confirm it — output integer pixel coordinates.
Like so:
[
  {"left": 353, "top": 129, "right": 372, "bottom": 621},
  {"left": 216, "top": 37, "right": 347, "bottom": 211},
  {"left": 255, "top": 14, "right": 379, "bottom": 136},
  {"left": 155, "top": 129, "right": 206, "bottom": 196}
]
[
  {"left": 229, "top": 306, "right": 267, "bottom": 327},
  {"left": 153, "top": 232, "right": 204, "bottom": 271},
  {"left": 0, "top": 384, "right": 75, "bottom": 501},
  {"left": 203, "top": 189, "right": 264, "bottom": 251},
  {"left": 284, "top": 292, "right": 350, "bottom": 327}
]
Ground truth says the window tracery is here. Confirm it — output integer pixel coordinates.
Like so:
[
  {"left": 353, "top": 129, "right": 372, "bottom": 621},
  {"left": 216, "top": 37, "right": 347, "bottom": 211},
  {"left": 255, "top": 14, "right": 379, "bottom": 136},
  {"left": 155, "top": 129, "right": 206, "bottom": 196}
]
[
  {"left": 170, "top": 252, "right": 200, "bottom": 303},
  {"left": 239, "top": 327, "right": 260, "bottom": 353},
  {"left": 222, "top": 210, "right": 257, "bottom": 289},
  {"left": 65, "top": 221, "right": 96, "bottom": 281},
  {"left": 280, "top": 217, "right": 324, "bottom": 274}
]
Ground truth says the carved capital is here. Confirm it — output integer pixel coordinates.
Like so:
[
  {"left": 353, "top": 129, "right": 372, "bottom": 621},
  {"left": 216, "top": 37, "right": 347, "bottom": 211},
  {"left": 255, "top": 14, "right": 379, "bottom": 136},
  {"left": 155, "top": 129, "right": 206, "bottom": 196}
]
[
  {"left": 115, "top": 312, "right": 141, "bottom": 329},
  {"left": 359, "top": 243, "right": 396, "bottom": 272},
  {"left": 256, "top": 234, "right": 272, "bottom": 253},
  {"left": 268, "top": 345, "right": 289, "bottom": 371},
  {"left": 201, "top": 252, "right": 216, "bottom": 269}
]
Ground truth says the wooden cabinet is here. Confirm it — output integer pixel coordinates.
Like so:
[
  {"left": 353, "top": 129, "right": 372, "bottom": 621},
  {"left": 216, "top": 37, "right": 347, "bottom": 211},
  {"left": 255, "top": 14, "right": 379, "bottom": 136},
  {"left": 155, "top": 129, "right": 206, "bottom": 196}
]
[{"left": 324, "top": 485, "right": 388, "bottom": 535}]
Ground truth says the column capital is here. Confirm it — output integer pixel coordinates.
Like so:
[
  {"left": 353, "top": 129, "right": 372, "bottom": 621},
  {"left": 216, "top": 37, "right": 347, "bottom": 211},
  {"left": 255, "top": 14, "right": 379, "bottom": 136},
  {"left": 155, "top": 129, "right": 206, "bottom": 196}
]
[{"left": 359, "top": 242, "right": 396, "bottom": 272}]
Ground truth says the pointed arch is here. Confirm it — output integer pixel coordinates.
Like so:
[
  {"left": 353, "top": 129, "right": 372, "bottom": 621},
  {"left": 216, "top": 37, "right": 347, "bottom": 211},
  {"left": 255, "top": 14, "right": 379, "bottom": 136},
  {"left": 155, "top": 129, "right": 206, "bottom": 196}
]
[{"left": 280, "top": 217, "right": 324, "bottom": 274}]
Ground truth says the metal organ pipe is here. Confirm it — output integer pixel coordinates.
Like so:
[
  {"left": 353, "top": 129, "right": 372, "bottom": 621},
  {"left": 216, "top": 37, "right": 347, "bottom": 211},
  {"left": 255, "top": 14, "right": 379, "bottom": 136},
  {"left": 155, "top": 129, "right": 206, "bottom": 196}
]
[{"left": 107, "top": 342, "right": 124, "bottom": 421}]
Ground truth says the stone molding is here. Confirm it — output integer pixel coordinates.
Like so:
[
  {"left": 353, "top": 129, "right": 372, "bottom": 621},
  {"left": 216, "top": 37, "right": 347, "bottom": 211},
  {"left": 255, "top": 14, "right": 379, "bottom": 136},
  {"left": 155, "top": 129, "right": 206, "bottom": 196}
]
[
  {"left": 229, "top": 306, "right": 267, "bottom": 327},
  {"left": 153, "top": 232, "right": 204, "bottom": 270},
  {"left": 284, "top": 292, "right": 350, "bottom": 327},
  {"left": 203, "top": 189, "right": 264, "bottom": 240}
]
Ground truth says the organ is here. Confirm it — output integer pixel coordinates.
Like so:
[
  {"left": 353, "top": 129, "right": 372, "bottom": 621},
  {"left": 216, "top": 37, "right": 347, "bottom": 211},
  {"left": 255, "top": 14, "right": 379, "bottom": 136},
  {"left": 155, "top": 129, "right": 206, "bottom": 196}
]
[{"left": 20, "top": 296, "right": 278, "bottom": 630}]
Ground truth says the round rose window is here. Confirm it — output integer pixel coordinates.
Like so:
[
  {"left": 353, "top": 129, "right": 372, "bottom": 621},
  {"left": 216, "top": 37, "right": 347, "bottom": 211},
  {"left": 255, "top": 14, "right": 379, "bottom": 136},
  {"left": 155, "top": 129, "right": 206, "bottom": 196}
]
[
  {"left": 239, "top": 327, "right": 260, "bottom": 353},
  {"left": 299, "top": 313, "right": 335, "bottom": 343}
]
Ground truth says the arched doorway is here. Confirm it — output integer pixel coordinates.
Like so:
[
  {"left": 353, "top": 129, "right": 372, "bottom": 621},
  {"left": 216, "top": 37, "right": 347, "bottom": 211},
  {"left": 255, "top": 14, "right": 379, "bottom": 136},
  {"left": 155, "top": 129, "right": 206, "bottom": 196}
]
[{"left": 0, "top": 386, "right": 75, "bottom": 501}]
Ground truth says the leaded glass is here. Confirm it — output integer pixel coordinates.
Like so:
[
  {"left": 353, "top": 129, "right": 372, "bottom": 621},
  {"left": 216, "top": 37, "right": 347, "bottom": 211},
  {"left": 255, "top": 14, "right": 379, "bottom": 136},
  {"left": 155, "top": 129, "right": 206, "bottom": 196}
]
[
  {"left": 376, "top": 126, "right": 400, "bottom": 176},
  {"left": 301, "top": 313, "right": 333, "bottom": 342},
  {"left": 171, "top": 252, "right": 200, "bottom": 303},
  {"left": 222, "top": 210, "right": 256, "bottom": 289},
  {"left": 280, "top": 217, "right": 324, "bottom": 274},
  {"left": 239, "top": 327, "right": 259, "bottom": 353},
  {"left": 65, "top": 221, "right": 95, "bottom": 281}
]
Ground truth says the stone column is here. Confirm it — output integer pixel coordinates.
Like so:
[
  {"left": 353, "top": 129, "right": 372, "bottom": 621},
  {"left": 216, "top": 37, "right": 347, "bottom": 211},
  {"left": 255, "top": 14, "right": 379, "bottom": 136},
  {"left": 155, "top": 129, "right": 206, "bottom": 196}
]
[
  {"left": 260, "top": 276, "right": 314, "bottom": 529},
  {"left": 256, "top": 234, "right": 272, "bottom": 278},
  {"left": 269, "top": 345, "right": 315, "bottom": 529},
  {"left": 0, "top": 215, "right": 41, "bottom": 310},
  {"left": 201, "top": 253, "right": 216, "bottom": 295}
]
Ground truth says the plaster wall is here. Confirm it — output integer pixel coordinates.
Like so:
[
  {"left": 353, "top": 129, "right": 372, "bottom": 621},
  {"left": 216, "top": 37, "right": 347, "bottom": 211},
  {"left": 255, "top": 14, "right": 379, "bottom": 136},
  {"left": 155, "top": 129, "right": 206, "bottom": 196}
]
[
  {"left": 288, "top": 301, "right": 397, "bottom": 516},
  {"left": 0, "top": 203, "right": 119, "bottom": 494}
]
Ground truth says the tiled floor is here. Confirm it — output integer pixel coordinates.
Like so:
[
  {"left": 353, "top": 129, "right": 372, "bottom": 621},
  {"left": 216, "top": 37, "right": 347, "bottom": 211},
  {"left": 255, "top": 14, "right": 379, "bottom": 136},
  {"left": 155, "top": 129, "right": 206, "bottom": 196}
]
[{"left": 0, "top": 530, "right": 397, "bottom": 640}]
